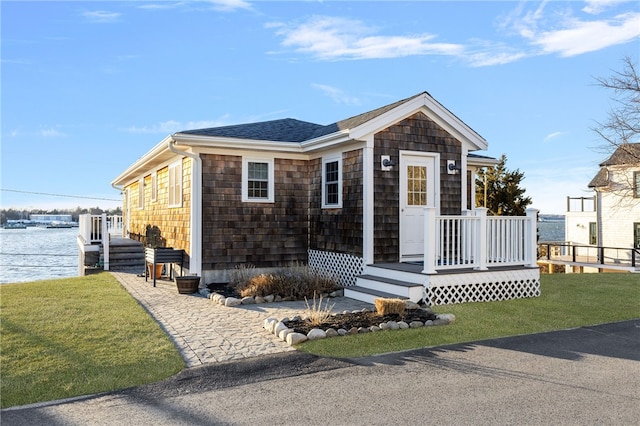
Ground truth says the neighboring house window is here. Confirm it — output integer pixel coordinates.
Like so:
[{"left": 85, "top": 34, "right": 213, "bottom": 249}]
[
  {"left": 150, "top": 172, "right": 157, "bottom": 202},
  {"left": 168, "top": 161, "right": 183, "bottom": 207},
  {"left": 634, "top": 223, "right": 640, "bottom": 249},
  {"left": 634, "top": 171, "right": 640, "bottom": 198},
  {"left": 322, "top": 155, "right": 342, "bottom": 208},
  {"left": 589, "top": 222, "right": 597, "bottom": 245},
  {"left": 138, "top": 178, "right": 144, "bottom": 210},
  {"left": 242, "top": 157, "right": 274, "bottom": 203}
]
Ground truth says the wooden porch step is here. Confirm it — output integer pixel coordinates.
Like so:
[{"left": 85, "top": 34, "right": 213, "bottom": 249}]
[
  {"left": 354, "top": 274, "right": 424, "bottom": 303},
  {"left": 358, "top": 274, "right": 421, "bottom": 288},
  {"left": 344, "top": 286, "right": 409, "bottom": 305}
]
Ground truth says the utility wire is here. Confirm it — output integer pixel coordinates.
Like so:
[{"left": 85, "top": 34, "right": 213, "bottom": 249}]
[
  {"left": 0, "top": 253, "right": 77, "bottom": 257},
  {"left": 1, "top": 189, "right": 120, "bottom": 202}
]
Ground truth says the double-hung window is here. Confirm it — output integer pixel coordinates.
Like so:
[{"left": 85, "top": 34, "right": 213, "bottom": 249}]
[
  {"left": 322, "top": 155, "right": 342, "bottom": 208},
  {"left": 634, "top": 171, "right": 640, "bottom": 198},
  {"left": 168, "top": 161, "right": 183, "bottom": 208},
  {"left": 242, "top": 157, "right": 274, "bottom": 203}
]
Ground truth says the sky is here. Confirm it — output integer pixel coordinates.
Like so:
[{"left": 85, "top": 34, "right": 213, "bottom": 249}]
[{"left": 1, "top": 0, "right": 639, "bottom": 214}]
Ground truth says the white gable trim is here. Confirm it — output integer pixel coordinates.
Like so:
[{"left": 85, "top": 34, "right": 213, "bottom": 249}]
[{"left": 349, "top": 93, "right": 487, "bottom": 151}]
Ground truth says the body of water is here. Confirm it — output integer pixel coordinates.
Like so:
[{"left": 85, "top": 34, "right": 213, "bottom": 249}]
[
  {"left": 0, "top": 227, "right": 78, "bottom": 284},
  {"left": 0, "top": 216, "right": 566, "bottom": 284},
  {"left": 538, "top": 217, "right": 566, "bottom": 242}
]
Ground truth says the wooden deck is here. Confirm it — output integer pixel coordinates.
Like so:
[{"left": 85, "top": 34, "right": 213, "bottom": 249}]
[{"left": 537, "top": 256, "right": 640, "bottom": 273}]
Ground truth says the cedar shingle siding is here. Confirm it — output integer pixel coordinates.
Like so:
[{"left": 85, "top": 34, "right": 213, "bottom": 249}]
[
  {"left": 309, "top": 150, "right": 364, "bottom": 256},
  {"left": 373, "top": 112, "right": 462, "bottom": 263},
  {"left": 201, "top": 154, "right": 309, "bottom": 270}
]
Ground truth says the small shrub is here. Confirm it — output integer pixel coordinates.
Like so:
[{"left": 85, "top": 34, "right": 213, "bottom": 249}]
[
  {"left": 374, "top": 298, "right": 406, "bottom": 316},
  {"left": 231, "top": 263, "right": 341, "bottom": 299},
  {"left": 304, "top": 292, "right": 336, "bottom": 326}
]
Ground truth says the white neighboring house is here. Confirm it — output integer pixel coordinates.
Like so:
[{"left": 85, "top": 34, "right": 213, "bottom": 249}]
[{"left": 564, "top": 143, "right": 640, "bottom": 272}]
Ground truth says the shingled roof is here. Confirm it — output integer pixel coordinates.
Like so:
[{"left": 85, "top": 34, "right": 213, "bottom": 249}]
[
  {"left": 177, "top": 92, "right": 433, "bottom": 143},
  {"left": 588, "top": 143, "right": 640, "bottom": 188}
]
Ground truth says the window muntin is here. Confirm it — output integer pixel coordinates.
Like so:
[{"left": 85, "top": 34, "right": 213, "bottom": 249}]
[
  {"left": 322, "top": 156, "right": 342, "bottom": 208},
  {"left": 407, "top": 165, "right": 427, "bottom": 206},
  {"left": 168, "top": 161, "right": 182, "bottom": 208},
  {"left": 242, "top": 157, "right": 274, "bottom": 203}
]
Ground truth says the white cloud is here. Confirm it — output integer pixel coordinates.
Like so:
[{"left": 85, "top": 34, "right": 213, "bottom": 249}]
[
  {"left": 270, "top": 16, "right": 464, "bottom": 61},
  {"left": 40, "top": 128, "right": 65, "bottom": 137},
  {"left": 532, "top": 12, "right": 640, "bottom": 56},
  {"left": 124, "top": 118, "right": 230, "bottom": 134},
  {"left": 311, "top": 84, "right": 361, "bottom": 106},
  {"left": 82, "top": 11, "right": 121, "bottom": 23},
  {"left": 543, "top": 131, "right": 567, "bottom": 142},
  {"left": 138, "top": 0, "right": 251, "bottom": 12},
  {"left": 582, "top": 0, "right": 630, "bottom": 15}
]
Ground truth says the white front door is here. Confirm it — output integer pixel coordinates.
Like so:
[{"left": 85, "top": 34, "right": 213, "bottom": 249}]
[{"left": 400, "top": 153, "right": 438, "bottom": 260}]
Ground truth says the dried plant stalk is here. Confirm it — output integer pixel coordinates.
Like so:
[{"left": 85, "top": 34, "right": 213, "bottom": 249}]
[{"left": 374, "top": 298, "right": 406, "bottom": 316}]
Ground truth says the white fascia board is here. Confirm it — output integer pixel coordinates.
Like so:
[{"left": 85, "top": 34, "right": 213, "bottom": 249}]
[
  {"left": 174, "top": 129, "right": 352, "bottom": 155},
  {"left": 172, "top": 133, "right": 305, "bottom": 153},
  {"left": 350, "top": 93, "right": 488, "bottom": 151},
  {"left": 467, "top": 155, "right": 499, "bottom": 167},
  {"left": 299, "top": 129, "right": 351, "bottom": 152},
  {"left": 111, "top": 135, "right": 175, "bottom": 187}
]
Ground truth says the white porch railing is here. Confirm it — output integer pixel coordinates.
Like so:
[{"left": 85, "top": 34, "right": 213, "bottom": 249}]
[
  {"left": 78, "top": 214, "right": 124, "bottom": 271},
  {"left": 423, "top": 207, "right": 538, "bottom": 274}
]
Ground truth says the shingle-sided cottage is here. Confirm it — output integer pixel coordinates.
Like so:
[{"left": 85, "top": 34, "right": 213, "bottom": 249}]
[{"left": 112, "top": 92, "right": 540, "bottom": 305}]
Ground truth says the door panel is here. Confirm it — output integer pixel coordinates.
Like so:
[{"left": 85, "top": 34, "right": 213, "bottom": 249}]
[{"left": 400, "top": 155, "right": 437, "bottom": 259}]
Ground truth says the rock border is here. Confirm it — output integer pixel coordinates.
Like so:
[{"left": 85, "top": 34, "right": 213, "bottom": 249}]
[
  {"left": 202, "top": 288, "right": 344, "bottom": 308},
  {"left": 262, "top": 309, "right": 456, "bottom": 346}
]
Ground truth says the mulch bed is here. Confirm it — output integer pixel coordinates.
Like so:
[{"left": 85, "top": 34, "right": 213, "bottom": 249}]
[{"left": 283, "top": 309, "right": 438, "bottom": 335}]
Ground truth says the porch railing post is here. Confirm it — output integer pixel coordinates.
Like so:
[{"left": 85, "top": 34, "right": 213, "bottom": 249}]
[
  {"left": 102, "top": 213, "right": 110, "bottom": 271},
  {"left": 525, "top": 208, "right": 539, "bottom": 267},
  {"left": 422, "top": 207, "right": 437, "bottom": 274},
  {"left": 475, "top": 208, "right": 488, "bottom": 270}
]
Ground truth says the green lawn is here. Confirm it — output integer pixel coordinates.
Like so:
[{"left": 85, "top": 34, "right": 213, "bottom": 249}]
[
  {"left": 298, "top": 273, "right": 640, "bottom": 358},
  {"left": 0, "top": 273, "right": 184, "bottom": 409}
]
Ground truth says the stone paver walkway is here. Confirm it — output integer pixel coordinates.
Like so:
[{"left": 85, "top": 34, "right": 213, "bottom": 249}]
[{"left": 111, "top": 272, "right": 372, "bottom": 367}]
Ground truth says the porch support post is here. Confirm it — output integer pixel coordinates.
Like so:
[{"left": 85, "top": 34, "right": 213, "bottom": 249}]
[
  {"left": 422, "top": 207, "right": 437, "bottom": 274},
  {"left": 102, "top": 213, "right": 109, "bottom": 271},
  {"left": 475, "top": 208, "right": 488, "bottom": 271},
  {"left": 525, "top": 208, "right": 539, "bottom": 268}
]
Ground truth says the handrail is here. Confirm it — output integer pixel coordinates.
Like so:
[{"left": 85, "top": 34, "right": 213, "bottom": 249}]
[
  {"left": 78, "top": 214, "right": 124, "bottom": 271},
  {"left": 540, "top": 241, "right": 639, "bottom": 267}
]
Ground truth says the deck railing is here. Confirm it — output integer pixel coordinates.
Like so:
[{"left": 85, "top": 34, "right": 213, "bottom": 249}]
[
  {"left": 78, "top": 214, "right": 124, "bottom": 271},
  {"left": 540, "top": 242, "right": 639, "bottom": 269},
  {"left": 423, "top": 207, "right": 538, "bottom": 274}
]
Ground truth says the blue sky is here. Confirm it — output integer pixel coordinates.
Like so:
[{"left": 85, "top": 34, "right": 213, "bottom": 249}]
[{"left": 2, "top": 0, "right": 639, "bottom": 214}]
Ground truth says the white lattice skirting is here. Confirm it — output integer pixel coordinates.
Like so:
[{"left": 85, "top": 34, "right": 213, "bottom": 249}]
[
  {"left": 308, "top": 249, "right": 364, "bottom": 288},
  {"left": 426, "top": 268, "right": 540, "bottom": 306}
]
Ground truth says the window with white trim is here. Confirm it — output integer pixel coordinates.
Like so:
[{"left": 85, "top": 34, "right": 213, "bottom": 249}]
[
  {"left": 322, "top": 155, "right": 342, "bottom": 208},
  {"left": 168, "top": 161, "right": 182, "bottom": 208},
  {"left": 242, "top": 157, "right": 274, "bottom": 203},
  {"left": 634, "top": 171, "right": 640, "bottom": 198},
  {"left": 137, "top": 178, "right": 144, "bottom": 210},
  {"left": 150, "top": 172, "right": 157, "bottom": 202}
]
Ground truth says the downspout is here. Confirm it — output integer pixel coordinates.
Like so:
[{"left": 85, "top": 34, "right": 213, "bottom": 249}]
[{"left": 168, "top": 137, "right": 202, "bottom": 277}]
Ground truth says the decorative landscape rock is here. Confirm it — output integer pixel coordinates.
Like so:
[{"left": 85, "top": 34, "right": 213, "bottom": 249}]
[
  {"left": 273, "top": 321, "right": 288, "bottom": 337},
  {"left": 409, "top": 321, "right": 424, "bottom": 328},
  {"left": 286, "top": 332, "right": 308, "bottom": 345},
  {"left": 224, "top": 297, "right": 241, "bottom": 307},
  {"left": 325, "top": 328, "right": 339, "bottom": 337},
  {"left": 307, "top": 328, "right": 327, "bottom": 340},
  {"left": 241, "top": 296, "right": 255, "bottom": 305}
]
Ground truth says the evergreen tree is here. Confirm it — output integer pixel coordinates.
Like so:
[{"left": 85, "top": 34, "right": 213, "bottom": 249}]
[{"left": 476, "top": 154, "right": 532, "bottom": 216}]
